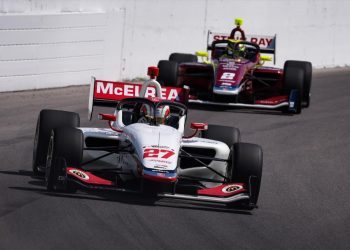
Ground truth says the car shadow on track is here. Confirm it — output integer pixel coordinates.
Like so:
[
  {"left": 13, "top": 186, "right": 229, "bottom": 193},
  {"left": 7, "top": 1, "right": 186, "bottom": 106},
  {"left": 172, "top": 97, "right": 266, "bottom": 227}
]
[
  {"left": 1, "top": 169, "right": 253, "bottom": 215},
  {"left": 0, "top": 170, "right": 39, "bottom": 178}
]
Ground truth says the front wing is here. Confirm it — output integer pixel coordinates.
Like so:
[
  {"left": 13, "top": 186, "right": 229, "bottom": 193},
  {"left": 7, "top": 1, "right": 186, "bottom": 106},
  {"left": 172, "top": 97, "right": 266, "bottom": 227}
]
[
  {"left": 189, "top": 90, "right": 299, "bottom": 113},
  {"left": 64, "top": 167, "right": 252, "bottom": 206}
]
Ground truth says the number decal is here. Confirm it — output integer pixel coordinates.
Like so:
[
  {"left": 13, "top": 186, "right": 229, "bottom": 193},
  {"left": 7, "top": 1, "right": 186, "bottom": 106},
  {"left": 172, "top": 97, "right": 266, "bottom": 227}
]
[
  {"left": 143, "top": 148, "right": 175, "bottom": 159},
  {"left": 220, "top": 72, "right": 235, "bottom": 80},
  {"left": 160, "top": 149, "right": 175, "bottom": 159},
  {"left": 143, "top": 148, "right": 159, "bottom": 158}
]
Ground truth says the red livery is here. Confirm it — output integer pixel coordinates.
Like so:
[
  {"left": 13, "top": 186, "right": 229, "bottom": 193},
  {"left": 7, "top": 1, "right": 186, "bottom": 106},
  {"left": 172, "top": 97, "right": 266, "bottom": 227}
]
[{"left": 157, "top": 27, "right": 312, "bottom": 114}]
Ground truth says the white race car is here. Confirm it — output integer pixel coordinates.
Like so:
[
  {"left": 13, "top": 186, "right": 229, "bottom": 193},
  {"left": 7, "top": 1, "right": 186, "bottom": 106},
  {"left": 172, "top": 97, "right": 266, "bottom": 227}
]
[{"left": 32, "top": 67, "right": 263, "bottom": 209}]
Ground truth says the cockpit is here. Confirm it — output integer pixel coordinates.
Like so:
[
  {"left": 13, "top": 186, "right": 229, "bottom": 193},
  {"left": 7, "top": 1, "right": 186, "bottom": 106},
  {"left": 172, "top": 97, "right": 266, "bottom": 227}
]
[
  {"left": 117, "top": 98, "right": 187, "bottom": 129},
  {"left": 211, "top": 40, "right": 260, "bottom": 62}
]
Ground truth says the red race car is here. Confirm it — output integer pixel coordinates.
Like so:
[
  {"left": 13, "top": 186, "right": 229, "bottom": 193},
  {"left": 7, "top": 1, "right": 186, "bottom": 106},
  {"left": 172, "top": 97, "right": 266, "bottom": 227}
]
[{"left": 157, "top": 21, "right": 312, "bottom": 114}]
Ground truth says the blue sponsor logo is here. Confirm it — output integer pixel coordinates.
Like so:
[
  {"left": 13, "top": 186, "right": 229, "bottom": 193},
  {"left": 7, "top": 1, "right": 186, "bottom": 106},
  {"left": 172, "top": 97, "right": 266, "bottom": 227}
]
[
  {"left": 143, "top": 167, "right": 177, "bottom": 178},
  {"left": 214, "top": 85, "right": 239, "bottom": 91}
]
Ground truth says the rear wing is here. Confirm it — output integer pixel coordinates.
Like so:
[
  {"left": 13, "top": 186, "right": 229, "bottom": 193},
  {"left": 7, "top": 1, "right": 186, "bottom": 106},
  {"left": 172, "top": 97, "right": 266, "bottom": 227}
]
[
  {"left": 207, "top": 31, "right": 277, "bottom": 63},
  {"left": 88, "top": 77, "right": 190, "bottom": 120}
]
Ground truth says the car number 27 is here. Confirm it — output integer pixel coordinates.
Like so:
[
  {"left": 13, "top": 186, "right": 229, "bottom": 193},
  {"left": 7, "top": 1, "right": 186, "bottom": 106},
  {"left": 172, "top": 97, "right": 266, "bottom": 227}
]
[{"left": 143, "top": 148, "right": 175, "bottom": 159}]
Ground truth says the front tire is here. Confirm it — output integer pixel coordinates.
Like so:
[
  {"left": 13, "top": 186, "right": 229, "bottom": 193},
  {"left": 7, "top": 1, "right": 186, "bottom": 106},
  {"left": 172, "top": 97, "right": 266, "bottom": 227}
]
[
  {"left": 284, "top": 60, "right": 312, "bottom": 108},
  {"left": 157, "top": 60, "right": 179, "bottom": 87},
  {"left": 201, "top": 124, "right": 240, "bottom": 146},
  {"left": 283, "top": 62, "right": 304, "bottom": 114},
  {"left": 230, "top": 143, "right": 263, "bottom": 205},
  {"left": 169, "top": 53, "right": 198, "bottom": 64},
  {"left": 32, "top": 109, "right": 80, "bottom": 175},
  {"left": 46, "top": 127, "right": 83, "bottom": 191}
]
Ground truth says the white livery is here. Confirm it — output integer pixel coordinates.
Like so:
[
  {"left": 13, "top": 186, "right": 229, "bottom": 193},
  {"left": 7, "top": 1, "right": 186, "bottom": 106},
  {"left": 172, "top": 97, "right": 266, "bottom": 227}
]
[{"left": 33, "top": 67, "right": 263, "bottom": 209}]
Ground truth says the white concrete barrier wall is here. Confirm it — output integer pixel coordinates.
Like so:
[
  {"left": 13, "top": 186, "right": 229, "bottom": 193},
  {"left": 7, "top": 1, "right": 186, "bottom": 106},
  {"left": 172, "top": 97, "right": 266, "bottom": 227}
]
[{"left": 0, "top": 0, "right": 349, "bottom": 92}]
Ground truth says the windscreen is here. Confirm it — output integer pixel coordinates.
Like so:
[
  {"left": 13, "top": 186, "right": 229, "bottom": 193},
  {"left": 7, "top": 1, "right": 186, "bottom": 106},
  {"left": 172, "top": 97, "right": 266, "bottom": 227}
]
[{"left": 117, "top": 99, "right": 186, "bottom": 128}]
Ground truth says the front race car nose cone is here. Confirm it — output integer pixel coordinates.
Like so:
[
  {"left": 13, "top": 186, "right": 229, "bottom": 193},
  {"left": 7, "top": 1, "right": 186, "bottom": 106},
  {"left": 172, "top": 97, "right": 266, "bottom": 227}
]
[{"left": 143, "top": 167, "right": 178, "bottom": 183}]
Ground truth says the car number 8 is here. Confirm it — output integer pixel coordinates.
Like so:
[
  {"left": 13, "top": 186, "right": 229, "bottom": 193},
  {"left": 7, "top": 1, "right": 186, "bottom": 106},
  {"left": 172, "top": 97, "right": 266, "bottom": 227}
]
[{"left": 221, "top": 72, "right": 235, "bottom": 80}]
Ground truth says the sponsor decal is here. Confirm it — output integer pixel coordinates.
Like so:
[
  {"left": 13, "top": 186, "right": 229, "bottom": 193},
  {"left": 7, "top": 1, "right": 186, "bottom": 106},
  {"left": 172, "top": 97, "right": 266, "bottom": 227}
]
[
  {"left": 153, "top": 165, "right": 168, "bottom": 169},
  {"left": 94, "top": 81, "right": 183, "bottom": 102},
  {"left": 208, "top": 32, "right": 275, "bottom": 49},
  {"left": 259, "top": 100, "right": 280, "bottom": 105},
  {"left": 149, "top": 159, "right": 172, "bottom": 164},
  {"left": 143, "top": 145, "right": 170, "bottom": 149},
  {"left": 69, "top": 169, "right": 89, "bottom": 180},
  {"left": 214, "top": 85, "right": 238, "bottom": 90},
  {"left": 250, "top": 37, "right": 274, "bottom": 47},
  {"left": 221, "top": 82, "right": 233, "bottom": 86},
  {"left": 182, "top": 139, "right": 219, "bottom": 144},
  {"left": 222, "top": 184, "right": 243, "bottom": 193},
  {"left": 221, "top": 61, "right": 237, "bottom": 69},
  {"left": 213, "top": 34, "right": 229, "bottom": 41},
  {"left": 213, "top": 35, "right": 274, "bottom": 47}
]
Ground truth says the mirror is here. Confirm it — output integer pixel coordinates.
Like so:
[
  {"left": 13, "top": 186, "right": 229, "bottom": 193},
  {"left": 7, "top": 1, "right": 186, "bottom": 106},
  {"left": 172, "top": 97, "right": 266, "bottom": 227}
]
[
  {"left": 260, "top": 55, "right": 272, "bottom": 61},
  {"left": 190, "top": 122, "right": 208, "bottom": 131},
  {"left": 98, "top": 113, "right": 116, "bottom": 121},
  {"left": 196, "top": 51, "right": 208, "bottom": 58}
]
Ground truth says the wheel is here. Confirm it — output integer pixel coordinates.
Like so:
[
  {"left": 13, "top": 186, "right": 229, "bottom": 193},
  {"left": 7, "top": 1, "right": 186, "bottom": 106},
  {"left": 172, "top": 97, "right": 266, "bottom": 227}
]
[
  {"left": 169, "top": 53, "right": 198, "bottom": 63},
  {"left": 201, "top": 124, "right": 240, "bottom": 146},
  {"left": 32, "top": 109, "right": 80, "bottom": 176},
  {"left": 46, "top": 127, "right": 83, "bottom": 191},
  {"left": 229, "top": 143, "right": 263, "bottom": 205},
  {"left": 282, "top": 63, "right": 304, "bottom": 114},
  {"left": 157, "top": 60, "right": 179, "bottom": 86},
  {"left": 284, "top": 60, "right": 312, "bottom": 108}
]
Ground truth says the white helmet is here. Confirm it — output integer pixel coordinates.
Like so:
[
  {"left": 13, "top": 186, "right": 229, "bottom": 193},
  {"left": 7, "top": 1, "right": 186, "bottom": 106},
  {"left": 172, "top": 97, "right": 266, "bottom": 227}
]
[{"left": 140, "top": 104, "right": 170, "bottom": 124}]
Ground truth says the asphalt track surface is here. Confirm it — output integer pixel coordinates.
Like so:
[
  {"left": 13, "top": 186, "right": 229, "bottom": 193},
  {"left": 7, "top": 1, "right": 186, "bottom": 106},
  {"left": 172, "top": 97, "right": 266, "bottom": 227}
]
[{"left": 0, "top": 69, "right": 350, "bottom": 250}]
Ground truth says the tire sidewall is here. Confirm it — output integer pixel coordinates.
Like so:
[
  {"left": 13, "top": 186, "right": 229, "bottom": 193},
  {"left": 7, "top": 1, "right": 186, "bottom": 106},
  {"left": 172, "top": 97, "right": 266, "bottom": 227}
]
[
  {"left": 231, "top": 142, "right": 263, "bottom": 204},
  {"left": 284, "top": 60, "right": 312, "bottom": 108},
  {"left": 157, "top": 60, "right": 179, "bottom": 87},
  {"left": 45, "top": 127, "right": 83, "bottom": 191},
  {"left": 201, "top": 124, "right": 241, "bottom": 147},
  {"left": 33, "top": 109, "right": 80, "bottom": 175},
  {"left": 283, "top": 63, "right": 304, "bottom": 114}
]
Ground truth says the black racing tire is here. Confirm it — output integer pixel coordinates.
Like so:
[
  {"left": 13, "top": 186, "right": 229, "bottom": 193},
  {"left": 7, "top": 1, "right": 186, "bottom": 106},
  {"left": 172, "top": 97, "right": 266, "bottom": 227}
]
[
  {"left": 157, "top": 60, "right": 179, "bottom": 87},
  {"left": 282, "top": 63, "right": 304, "bottom": 114},
  {"left": 32, "top": 109, "right": 80, "bottom": 176},
  {"left": 201, "top": 124, "right": 240, "bottom": 146},
  {"left": 46, "top": 127, "right": 83, "bottom": 191},
  {"left": 169, "top": 53, "right": 198, "bottom": 64},
  {"left": 284, "top": 60, "right": 312, "bottom": 108},
  {"left": 230, "top": 142, "right": 263, "bottom": 205}
]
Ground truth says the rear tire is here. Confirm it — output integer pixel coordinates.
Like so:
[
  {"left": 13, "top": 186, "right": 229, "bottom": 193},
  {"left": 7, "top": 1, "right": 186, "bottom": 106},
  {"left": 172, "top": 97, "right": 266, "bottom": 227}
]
[
  {"left": 201, "top": 124, "right": 240, "bottom": 146},
  {"left": 283, "top": 63, "right": 304, "bottom": 114},
  {"left": 46, "top": 127, "right": 83, "bottom": 191},
  {"left": 230, "top": 143, "right": 263, "bottom": 205},
  {"left": 284, "top": 60, "right": 312, "bottom": 108},
  {"left": 157, "top": 60, "right": 179, "bottom": 87},
  {"left": 32, "top": 109, "right": 80, "bottom": 176},
  {"left": 169, "top": 53, "right": 198, "bottom": 63}
]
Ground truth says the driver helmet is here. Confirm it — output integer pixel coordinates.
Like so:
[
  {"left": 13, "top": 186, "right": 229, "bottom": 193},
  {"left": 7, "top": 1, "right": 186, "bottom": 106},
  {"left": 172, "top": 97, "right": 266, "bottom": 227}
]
[
  {"left": 226, "top": 40, "right": 245, "bottom": 58},
  {"left": 141, "top": 105, "right": 170, "bottom": 124}
]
